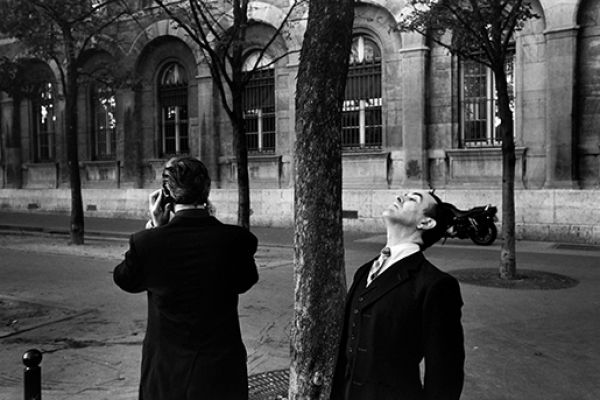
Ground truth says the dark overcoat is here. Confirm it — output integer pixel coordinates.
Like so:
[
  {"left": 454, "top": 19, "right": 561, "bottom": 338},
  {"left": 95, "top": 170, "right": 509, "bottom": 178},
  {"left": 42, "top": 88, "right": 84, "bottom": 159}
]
[
  {"left": 331, "top": 252, "right": 465, "bottom": 400},
  {"left": 113, "top": 209, "right": 259, "bottom": 400}
]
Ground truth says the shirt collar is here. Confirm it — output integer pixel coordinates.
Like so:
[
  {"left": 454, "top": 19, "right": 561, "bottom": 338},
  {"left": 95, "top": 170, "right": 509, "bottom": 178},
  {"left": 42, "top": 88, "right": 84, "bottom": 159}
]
[{"left": 380, "top": 242, "right": 420, "bottom": 272}]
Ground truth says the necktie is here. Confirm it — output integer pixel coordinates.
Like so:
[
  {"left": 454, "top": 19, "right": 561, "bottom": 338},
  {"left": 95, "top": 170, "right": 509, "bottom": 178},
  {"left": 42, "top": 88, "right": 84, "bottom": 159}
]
[{"left": 368, "top": 246, "right": 391, "bottom": 285}]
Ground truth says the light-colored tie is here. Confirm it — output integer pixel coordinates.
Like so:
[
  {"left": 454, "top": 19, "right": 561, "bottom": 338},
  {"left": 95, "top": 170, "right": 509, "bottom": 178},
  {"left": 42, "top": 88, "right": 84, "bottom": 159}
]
[{"left": 368, "top": 247, "right": 391, "bottom": 285}]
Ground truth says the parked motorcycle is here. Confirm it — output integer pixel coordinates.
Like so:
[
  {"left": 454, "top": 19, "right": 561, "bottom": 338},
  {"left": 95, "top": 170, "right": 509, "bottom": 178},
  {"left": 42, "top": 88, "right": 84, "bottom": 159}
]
[{"left": 443, "top": 203, "right": 498, "bottom": 246}]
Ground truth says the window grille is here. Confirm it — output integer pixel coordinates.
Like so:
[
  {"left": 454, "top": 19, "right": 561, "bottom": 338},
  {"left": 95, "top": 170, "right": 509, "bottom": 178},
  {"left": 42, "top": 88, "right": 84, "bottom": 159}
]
[
  {"left": 460, "top": 52, "right": 515, "bottom": 147},
  {"left": 91, "top": 84, "right": 116, "bottom": 160},
  {"left": 32, "top": 82, "right": 56, "bottom": 162},
  {"left": 243, "top": 52, "right": 275, "bottom": 153},
  {"left": 342, "top": 35, "right": 382, "bottom": 149},
  {"left": 158, "top": 62, "right": 188, "bottom": 156}
]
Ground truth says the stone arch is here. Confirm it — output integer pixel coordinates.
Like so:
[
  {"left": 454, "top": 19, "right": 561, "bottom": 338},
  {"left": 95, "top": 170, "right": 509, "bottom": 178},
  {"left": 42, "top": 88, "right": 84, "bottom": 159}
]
[
  {"left": 242, "top": 21, "right": 290, "bottom": 66},
  {"left": 128, "top": 19, "right": 199, "bottom": 67},
  {"left": 131, "top": 35, "right": 198, "bottom": 182},
  {"left": 543, "top": 0, "right": 579, "bottom": 29},
  {"left": 214, "top": 1, "right": 304, "bottom": 55},
  {"left": 351, "top": 2, "right": 404, "bottom": 153},
  {"left": 17, "top": 59, "right": 60, "bottom": 165},
  {"left": 354, "top": 2, "right": 403, "bottom": 53}
]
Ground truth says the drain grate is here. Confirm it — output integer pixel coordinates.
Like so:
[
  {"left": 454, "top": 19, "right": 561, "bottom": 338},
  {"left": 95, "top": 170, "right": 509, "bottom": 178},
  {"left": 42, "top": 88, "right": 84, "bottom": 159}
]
[{"left": 248, "top": 369, "right": 289, "bottom": 400}]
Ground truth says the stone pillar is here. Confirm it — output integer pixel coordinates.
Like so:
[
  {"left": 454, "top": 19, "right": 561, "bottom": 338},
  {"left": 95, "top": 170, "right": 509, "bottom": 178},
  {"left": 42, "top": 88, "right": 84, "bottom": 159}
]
[
  {"left": 119, "top": 88, "right": 142, "bottom": 188},
  {"left": 544, "top": 26, "right": 578, "bottom": 188},
  {"left": 196, "top": 64, "right": 220, "bottom": 186},
  {"left": 400, "top": 38, "right": 429, "bottom": 189}
]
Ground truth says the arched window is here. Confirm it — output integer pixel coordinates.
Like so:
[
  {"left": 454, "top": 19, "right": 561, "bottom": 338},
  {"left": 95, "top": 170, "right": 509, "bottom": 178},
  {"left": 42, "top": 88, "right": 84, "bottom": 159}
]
[
  {"left": 91, "top": 83, "right": 116, "bottom": 160},
  {"left": 158, "top": 62, "right": 188, "bottom": 156},
  {"left": 242, "top": 51, "right": 275, "bottom": 153},
  {"left": 342, "top": 35, "right": 382, "bottom": 149},
  {"left": 460, "top": 50, "right": 515, "bottom": 147},
  {"left": 32, "top": 82, "right": 56, "bottom": 162}
]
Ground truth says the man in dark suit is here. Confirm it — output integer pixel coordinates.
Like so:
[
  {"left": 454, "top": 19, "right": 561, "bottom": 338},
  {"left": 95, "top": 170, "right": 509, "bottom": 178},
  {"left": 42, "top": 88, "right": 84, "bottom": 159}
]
[
  {"left": 332, "top": 190, "right": 464, "bottom": 400},
  {"left": 114, "top": 156, "right": 258, "bottom": 400}
]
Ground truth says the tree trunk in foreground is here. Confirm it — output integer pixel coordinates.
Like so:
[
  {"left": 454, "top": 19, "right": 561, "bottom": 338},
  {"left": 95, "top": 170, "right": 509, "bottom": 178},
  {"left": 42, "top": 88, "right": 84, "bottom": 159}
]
[
  {"left": 289, "top": 0, "right": 354, "bottom": 398},
  {"left": 65, "top": 37, "right": 84, "bottom": 245},
  {"left": 494, "top": 66, "right": 517, "bottom": 279}
]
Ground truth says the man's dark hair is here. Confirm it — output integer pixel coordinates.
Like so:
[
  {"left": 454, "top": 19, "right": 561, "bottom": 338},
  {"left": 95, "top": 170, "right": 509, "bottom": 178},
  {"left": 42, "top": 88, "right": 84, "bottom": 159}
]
[
  {"left": 163, "top": 156, "right": 211, "bottom": 205},
  {"left": 421, "top": 191, "right": 453, "bottom": 250}
]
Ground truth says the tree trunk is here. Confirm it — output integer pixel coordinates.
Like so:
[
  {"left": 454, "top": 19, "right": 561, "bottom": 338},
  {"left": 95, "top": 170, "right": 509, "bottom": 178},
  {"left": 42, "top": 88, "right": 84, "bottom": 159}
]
[
  {"left": 289, "top": 1, "right": 354, "bottom": 399},
  {"left": 65, "top": 39, "right": 84, "bottom": 245},
  {"left": 232, "top": 112, "right": 250, "bottom": 230},
  {"left": 231, "top": 0, "right": 251, "bottom": 230},
  {"left": 494, "top": 67, "right": 516, "bottom": 279}
]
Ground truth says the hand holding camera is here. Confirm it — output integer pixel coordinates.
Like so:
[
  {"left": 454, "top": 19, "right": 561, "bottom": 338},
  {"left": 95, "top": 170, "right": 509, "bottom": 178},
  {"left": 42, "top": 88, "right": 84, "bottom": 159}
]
[{"left": 148, "top": 186, "right": 174, "bottom": 228}]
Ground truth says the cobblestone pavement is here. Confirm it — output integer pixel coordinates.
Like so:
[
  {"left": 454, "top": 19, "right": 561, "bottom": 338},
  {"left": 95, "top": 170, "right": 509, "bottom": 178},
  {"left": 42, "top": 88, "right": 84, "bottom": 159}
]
[{"left": 1, "top": 229, "right": 600, "bottom": 399}]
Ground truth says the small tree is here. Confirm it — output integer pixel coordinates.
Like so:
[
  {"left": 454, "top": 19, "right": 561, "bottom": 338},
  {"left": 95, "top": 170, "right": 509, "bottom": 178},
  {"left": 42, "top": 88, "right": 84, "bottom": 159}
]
[
  {"left": 398, "top": 0, "right": 538, "bottom": 279},
  {"left": 290, "top": 0, "right": 354, "bottom": 398},
  {"left": 0, "top": 0, "right": 131, "bottom": 244},
  {"left": 152, "top": 0, "right": 304, "bottom": 229}
]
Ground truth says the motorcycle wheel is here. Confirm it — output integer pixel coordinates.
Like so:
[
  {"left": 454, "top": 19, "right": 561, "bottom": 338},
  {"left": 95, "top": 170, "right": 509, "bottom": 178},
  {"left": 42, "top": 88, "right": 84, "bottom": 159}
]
[{"left": 469, "top": 222, "right": 497, "bottom": 246}]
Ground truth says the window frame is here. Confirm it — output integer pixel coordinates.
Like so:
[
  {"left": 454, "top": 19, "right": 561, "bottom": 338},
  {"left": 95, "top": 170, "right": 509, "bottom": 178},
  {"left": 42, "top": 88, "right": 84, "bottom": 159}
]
[
  {"left": 31, "top": 81, "right": 56, "bottom": 162},
  {"left": 242, "top": 51, "right": 276, "bottom": 154},
  {"left": 90, "top": 83, "right": 117, "bottom": 161},
  {"left": 157, "top": 61, "right": 189, "bottom": 157},
  {"left": 342, "top": 34, "right": 383, "bottom": 150},
  {"left": 459, "top": 50, "right": 515, "bottom": 148}
]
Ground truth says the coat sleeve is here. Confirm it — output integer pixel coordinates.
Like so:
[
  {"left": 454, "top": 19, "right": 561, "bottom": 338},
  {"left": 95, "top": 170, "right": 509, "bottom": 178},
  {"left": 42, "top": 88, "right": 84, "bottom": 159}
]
[
  {"left": 422, "top": 275, "right": 465, "bottom": 400},
  {"left": 113, "top": 235, "right": 147, "bottom": 293},
  {"left": 231, "top": 231, "right": 259, "bottom": 294}
]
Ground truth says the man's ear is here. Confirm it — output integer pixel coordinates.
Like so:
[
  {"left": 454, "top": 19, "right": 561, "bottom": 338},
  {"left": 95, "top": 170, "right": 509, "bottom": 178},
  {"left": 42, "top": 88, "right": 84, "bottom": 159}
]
[{"left": 417, "top": 217, "right": 437, "bottom": 231}]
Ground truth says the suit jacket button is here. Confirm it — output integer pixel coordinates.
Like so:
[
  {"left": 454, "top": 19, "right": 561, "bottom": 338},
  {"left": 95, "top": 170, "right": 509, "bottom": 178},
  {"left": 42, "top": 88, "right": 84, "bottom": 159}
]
[
  {"left": 358, "top": 296, "right": 364, "bottom": 302},
  {"left": 353, "top": 309, "right": 359, "bottom": 314}
]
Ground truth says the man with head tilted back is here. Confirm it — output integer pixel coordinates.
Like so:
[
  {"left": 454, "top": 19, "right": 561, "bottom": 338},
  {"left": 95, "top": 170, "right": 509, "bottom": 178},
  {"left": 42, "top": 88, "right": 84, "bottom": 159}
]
[{"left": 332, "top": 190, "right": 465, "bottom": 400}]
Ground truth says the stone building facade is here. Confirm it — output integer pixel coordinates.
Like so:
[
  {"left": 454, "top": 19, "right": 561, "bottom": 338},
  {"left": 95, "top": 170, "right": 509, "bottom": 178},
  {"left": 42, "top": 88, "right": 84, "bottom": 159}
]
[{"left": 0, "top": 0, "right": 599, "bottom": 243}]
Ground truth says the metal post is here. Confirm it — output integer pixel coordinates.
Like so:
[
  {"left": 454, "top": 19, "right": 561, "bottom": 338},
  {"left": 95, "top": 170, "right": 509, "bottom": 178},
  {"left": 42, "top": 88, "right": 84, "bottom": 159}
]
[{"left": 22, "top": 349, "right": 42, "bottom": 400}]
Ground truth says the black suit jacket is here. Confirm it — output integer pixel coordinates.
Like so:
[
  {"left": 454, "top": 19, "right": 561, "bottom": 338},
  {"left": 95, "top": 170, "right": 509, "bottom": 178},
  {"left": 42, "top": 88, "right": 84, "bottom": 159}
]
[
  {"left": 113, "top": 209, "right": 259, "bottom": 400},
  {"left": 331, "top": 252, "right": 464, "bottom": 400}
]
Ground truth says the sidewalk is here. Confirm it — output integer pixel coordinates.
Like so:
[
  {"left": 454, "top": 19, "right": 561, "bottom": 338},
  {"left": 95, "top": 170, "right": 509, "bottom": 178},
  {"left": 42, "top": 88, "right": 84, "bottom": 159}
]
[
  {"left": 1, "top": 210, "right": 599, "bottom": 256},
  {"left": 1, "top": 211, "right": 600, "bottom": 400},
  {"left": 0, "top": 211, "right": 300, "bottom": 246}
]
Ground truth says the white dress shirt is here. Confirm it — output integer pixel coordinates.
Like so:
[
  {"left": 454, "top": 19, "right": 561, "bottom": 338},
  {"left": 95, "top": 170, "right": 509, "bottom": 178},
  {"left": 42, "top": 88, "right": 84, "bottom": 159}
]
[{"left": 366, "top": 242, "right": 420, "bottom": 286}]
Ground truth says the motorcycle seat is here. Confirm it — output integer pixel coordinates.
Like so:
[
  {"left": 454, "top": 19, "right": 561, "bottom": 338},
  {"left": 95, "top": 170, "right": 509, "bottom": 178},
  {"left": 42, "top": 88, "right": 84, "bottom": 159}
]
[{"left": 446, "top": 203, "right": 495, "bottom": 218}]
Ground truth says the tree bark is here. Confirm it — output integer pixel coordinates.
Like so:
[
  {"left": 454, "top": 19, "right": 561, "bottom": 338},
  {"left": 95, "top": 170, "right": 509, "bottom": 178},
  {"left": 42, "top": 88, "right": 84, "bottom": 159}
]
[
  {"left": 494, "top": 66, "right": 516, "bottom": 279},
  {"left": 289, "top": 0, "right": 354, "bottom": 398},
  {"left": 231, "top": 0, "right": 251, "bottom": 230},
  {"left": 65, "top": 35, "right": 84, "bottom": 245},
  {"left": 232, "top": 112, "right": 250, "bottom": 229}
]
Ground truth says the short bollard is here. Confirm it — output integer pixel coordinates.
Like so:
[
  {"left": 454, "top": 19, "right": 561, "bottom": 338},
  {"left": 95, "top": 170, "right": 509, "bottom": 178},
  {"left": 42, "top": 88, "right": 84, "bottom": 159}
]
[{"left": 22, "top": 349, "right": 42, "bottom": 400}]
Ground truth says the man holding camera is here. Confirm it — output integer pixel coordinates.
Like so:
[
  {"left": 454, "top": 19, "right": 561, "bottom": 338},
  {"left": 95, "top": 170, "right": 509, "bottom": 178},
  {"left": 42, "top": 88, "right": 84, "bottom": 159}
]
[{"left": 114, "top": 156, "right": 259, "bottom": 400}]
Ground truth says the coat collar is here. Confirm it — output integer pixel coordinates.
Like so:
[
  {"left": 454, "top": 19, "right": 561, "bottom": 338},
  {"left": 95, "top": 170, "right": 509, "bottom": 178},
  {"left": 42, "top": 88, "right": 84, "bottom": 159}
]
[
  {"left": 350, "top": 252, "right": 425, "bottom": 309},
  {"left": 168, "top": 208, "right": 217, "bottom": 226}
]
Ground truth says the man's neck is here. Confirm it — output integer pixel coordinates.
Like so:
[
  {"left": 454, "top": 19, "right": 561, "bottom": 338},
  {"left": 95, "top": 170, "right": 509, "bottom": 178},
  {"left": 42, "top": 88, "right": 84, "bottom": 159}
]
[
  {"left": 385, "top": 222, "right": 422, "bottom": 248},
  {"left": 174, "top": 203, "right": 206, "bottom": 213}
]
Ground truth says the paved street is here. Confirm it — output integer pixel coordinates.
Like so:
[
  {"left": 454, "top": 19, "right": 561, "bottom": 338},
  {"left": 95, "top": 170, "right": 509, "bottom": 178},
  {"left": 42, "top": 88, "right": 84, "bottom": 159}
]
[{"left": 0, "top": 212, "right": 599, "bottom": 399}]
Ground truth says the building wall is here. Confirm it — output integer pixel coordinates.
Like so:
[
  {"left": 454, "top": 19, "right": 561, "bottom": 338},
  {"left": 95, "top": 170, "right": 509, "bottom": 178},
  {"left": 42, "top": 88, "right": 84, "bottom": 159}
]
[
  {"left": 1, "top": 187, "right": 598, "bottom": 244},
  {"left": 0, "top": 0, "right": 598, "bottom": 243}
]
